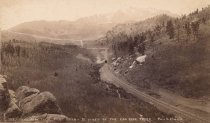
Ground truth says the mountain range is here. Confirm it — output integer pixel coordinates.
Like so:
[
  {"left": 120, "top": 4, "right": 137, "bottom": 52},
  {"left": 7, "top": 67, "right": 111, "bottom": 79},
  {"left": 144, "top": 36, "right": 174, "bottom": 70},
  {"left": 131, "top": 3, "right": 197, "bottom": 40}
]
[{"left": 7, "top": 7, "right": 177, "bottom": 41}]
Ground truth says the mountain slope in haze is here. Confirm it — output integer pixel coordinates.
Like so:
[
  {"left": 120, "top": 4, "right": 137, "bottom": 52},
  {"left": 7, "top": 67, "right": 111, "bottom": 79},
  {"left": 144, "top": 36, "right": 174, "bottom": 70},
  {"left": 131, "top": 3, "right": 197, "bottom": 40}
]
[{"left": 8, "top": 8, "right": 177, "bottom": 41}]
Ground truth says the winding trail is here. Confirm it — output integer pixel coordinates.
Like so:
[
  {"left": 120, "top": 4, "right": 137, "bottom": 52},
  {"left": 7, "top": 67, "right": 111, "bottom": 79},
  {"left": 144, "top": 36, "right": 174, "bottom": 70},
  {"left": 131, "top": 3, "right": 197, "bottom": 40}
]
[{"left": 100, "top": 64, "right": 210, "bottom": 123}]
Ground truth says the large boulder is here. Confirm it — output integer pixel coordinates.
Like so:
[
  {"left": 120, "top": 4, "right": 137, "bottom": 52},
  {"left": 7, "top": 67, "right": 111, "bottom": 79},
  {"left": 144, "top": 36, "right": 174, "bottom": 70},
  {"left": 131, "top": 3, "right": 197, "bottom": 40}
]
[
  {"left": 16, "top": 86, "right": 40, "bottom": 100},
  {"left": 136, "top": 55, "right": 147, "bottom": 65},
  {"left": 16, "top": 87, "right": 61, "bottom": 115},
  {"left": 0, "top": 81, "right": 68, "bottom": 122}
]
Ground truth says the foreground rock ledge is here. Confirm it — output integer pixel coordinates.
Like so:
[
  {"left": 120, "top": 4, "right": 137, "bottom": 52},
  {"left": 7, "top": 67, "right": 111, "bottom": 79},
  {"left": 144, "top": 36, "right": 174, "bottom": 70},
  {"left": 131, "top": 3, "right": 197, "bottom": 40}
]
[{"left": 0, "top": 75, "right": 70, "bottom": 122}]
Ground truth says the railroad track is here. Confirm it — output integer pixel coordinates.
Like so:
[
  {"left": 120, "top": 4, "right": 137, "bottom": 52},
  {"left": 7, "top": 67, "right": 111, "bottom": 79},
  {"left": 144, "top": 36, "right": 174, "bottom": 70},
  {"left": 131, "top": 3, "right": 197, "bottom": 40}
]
[{"left": 100, "top": 64, "right": 210, "bottom": 123}]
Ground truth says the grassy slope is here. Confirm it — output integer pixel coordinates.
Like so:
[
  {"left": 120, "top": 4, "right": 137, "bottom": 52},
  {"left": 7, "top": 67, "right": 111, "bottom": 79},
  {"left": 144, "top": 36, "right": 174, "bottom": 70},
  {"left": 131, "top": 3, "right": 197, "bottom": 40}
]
[{"left": 0, "top": 40, "right": 174, "bottom": 122}]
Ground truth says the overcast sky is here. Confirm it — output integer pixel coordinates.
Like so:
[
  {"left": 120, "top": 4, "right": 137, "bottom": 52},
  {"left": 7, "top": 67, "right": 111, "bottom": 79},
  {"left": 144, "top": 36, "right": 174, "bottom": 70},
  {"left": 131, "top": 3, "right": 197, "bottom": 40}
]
[{"left": 0, "top": 0, "right": 210, "bottom": 29}]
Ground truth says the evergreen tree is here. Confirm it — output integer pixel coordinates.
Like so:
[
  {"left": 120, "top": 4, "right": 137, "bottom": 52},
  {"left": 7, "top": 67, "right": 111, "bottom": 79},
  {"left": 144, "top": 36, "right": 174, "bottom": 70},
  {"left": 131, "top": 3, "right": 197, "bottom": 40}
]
[
  {"left": 166, "top": 20, "right": 175, "bottom": 39},
  {"left": 191, "top": 21, "right": 200, "bottom": 37},
  {"left": 15, "top": 45, "right": 21, "bottom": 57},
  {"left": 184, "top": 22, "right": 191, "bottom": 39},
  {"left": 5, "top": 43, "right": 15, "bottom": 55},
  {"left": 176, "top": 23, "right": 181, "bottom": 42}
]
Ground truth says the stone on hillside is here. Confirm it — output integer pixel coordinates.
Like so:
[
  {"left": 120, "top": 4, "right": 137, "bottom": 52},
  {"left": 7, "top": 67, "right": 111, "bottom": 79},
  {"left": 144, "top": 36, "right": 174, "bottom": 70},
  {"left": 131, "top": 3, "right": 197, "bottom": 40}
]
[
  {"left": 136, "top": 55, "right": 147, "bottom": 65},
  {"left": 129, "top": 61, "right": 137, "bottom": 69},
  {"left": 16, "top": 86, "right": 40, "bottom": 100}
]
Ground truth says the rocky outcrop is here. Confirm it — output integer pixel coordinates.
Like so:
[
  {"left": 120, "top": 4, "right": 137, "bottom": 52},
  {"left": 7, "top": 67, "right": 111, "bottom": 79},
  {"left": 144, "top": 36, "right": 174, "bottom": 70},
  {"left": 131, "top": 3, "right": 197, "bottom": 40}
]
[
  {"left": 4, "top": 90, "right": 22, "bottom": 118},
  {"left": 0, "top": 75, "right": 20, "bottom": 119},
  {"left": 17, "top": 88, "right": 62, "bottom": 115},
  {"left": 0, "top": 75, "right": 9, "bottom": 112},
  {"left": 16, "top": 86, "right": 40, "bottom": 100},
  {"left": 0, "top": 75, "right": 69, "bottom": 122}
]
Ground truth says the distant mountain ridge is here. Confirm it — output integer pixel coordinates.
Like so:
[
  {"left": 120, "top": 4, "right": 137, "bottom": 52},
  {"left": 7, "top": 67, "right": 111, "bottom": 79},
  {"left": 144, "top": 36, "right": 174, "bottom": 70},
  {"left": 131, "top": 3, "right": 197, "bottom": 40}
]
[{"left": 8, "top": 7, "right": 178, "bottom": 41}]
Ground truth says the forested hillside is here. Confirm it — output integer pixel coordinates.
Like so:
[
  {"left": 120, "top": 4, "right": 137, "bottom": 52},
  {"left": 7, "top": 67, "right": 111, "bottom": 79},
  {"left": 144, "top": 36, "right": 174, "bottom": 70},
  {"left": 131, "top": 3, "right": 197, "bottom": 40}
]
[{"left": 106, "top": 5, "right": 210, "bottom": 98}]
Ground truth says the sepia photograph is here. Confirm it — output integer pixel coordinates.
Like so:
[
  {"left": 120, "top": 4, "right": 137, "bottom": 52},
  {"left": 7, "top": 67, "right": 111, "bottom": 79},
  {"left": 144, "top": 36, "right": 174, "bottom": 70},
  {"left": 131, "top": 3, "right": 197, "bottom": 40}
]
[{"left": 0, "top": 0, "right": 210, "bottom": 122}]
